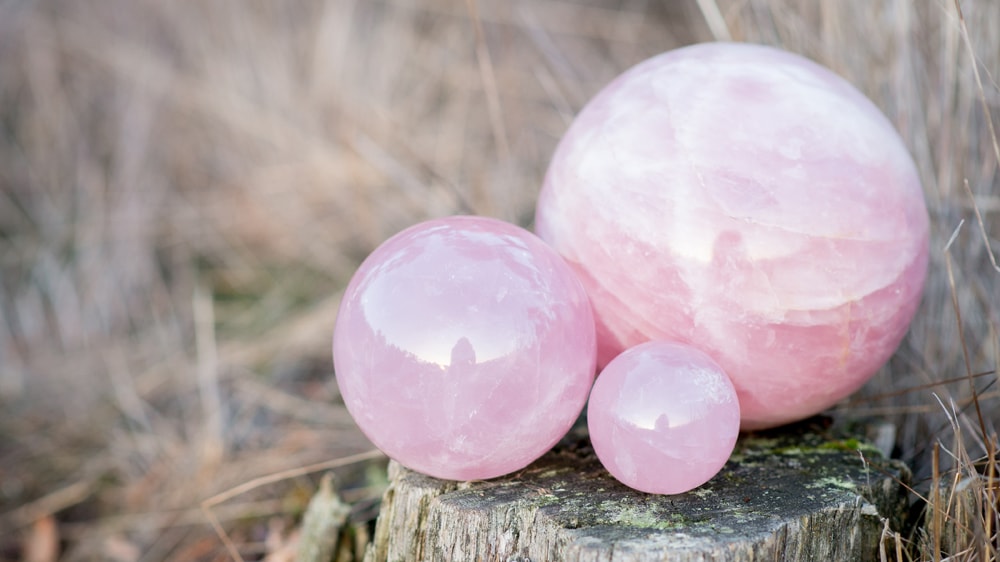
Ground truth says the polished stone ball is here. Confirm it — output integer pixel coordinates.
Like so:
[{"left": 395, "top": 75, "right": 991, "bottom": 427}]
[
  {"left": 536, "top": 42, "right": 929, "bottom": 429},
  {"left": 334, "top": 216, "right": 597, "bottom": 480},
  {"left": 588, "top": 341, "right": 740, "bottom": 494}
]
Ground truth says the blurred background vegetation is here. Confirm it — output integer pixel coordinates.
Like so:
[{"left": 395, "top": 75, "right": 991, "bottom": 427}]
[{"left": 0, "top": 0, "right": 997, "bottom": 560}]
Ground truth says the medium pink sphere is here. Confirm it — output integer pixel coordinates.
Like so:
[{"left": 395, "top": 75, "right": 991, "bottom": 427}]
[
  {"left": 333, "top": 216, "right": 597, "bottom": 481},
  {"left": 588, "top": 341, "right": 740, "bottom": 495},
  {"left": 536, "top": 42, "right": 929, "bottom": 429}
]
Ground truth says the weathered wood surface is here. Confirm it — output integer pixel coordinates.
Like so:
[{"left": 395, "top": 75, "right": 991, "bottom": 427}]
[{"left": 365, "top": 419, "right": 910, "bottom": 562}]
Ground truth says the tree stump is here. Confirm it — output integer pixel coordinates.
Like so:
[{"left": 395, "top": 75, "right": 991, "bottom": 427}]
[{"left": 364, "top": 419, "right": 910, "bottom": 562}]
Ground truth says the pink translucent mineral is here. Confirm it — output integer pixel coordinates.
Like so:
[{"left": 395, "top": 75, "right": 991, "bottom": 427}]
[
  {"left": 536, "top": 42, "right": 929, "bottom": 429},
  {"left": 333, "top": 216, "right": 597, "bottom": 481},
  {"left": 587, "top": 341, "right": 740, "bottom": 495}
]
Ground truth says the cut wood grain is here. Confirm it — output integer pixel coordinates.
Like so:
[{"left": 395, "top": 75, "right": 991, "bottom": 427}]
[{"left": 365, "top": 419, "right": 910, "bottom": 562}]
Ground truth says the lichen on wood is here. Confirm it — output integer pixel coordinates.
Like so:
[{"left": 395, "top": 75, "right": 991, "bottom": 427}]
[{"left": 365, "top": 418, "right": 910, "bottom": 562}]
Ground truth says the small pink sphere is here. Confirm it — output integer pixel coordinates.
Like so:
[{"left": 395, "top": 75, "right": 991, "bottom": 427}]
[
  {"left": 333, "top": 216, "right": 597, "bottom": 481},
  {"left": 536, "top": 42, "right": 929, "bottom": 429},
  {"left": 588, "top": 341, "right": 740, "bottom": 495}
]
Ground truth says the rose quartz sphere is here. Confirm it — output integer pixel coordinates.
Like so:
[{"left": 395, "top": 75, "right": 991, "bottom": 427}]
[
  {"left": 588, "top": 341, "right": 740, "bottom": 494},
  {"left": 333, "top": 216, "right": 597, "bottom": 481},
  {"left": 536, "top": 42, "right": 929, "bottom": 429}
]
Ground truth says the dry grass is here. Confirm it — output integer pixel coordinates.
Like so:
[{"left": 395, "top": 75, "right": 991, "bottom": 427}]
[{"left": 0, "top": 0, "right": 997, "bottom": 560}]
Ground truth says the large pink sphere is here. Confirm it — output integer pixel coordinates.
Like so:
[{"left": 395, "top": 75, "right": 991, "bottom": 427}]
[
  {"left": 536, "top": 42, "right": 929, "bottom": 429},
  {"left": 588, "top": 341, "right": 740, "bottom": 495},
  {"left": 333, "top": 216, "right": 597, "bottom": 480}
]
